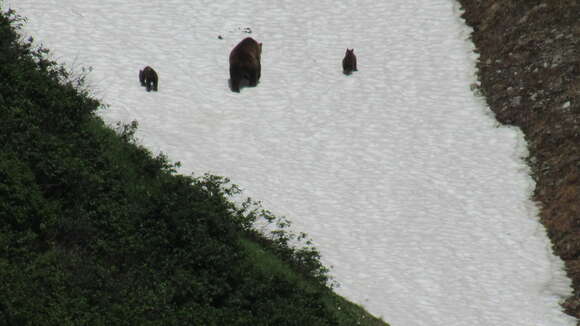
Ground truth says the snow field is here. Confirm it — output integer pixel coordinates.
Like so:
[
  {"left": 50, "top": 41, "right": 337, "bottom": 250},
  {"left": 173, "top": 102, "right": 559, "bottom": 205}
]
[{"left": 4, "top": 0, "right": 576, "bottom": 325}]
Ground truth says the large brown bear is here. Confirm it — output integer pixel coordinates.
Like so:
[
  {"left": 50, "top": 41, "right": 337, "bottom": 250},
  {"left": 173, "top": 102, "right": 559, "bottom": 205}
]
[
  {"left": 342, "top": 49, "right": 358, "bottom": 75},
  {"left": 139, "top": 66, "right": 158, "bottom": 92},
  {"left": 229, "top": 37, "right": 262, "bottom": 92}
]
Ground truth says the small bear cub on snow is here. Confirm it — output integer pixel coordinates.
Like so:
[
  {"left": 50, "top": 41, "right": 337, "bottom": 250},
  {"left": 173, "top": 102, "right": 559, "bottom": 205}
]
[
  {"left": 342, "top": 48, "right": 358, "bottom": 75},
  {"left": 139, "top": 66, "right": 158, "bottom": 92}
]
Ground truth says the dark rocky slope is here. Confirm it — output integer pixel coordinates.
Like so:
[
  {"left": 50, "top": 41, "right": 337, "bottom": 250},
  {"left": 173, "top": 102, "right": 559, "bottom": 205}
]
[{"left": 457, "top": 0, "right": 580, "bottom": 322}]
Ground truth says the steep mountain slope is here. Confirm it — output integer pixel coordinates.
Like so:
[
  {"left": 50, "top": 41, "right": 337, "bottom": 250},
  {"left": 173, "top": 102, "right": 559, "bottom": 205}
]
[{"left": 458, "top": 0, "right": 580, "bottom": 322}]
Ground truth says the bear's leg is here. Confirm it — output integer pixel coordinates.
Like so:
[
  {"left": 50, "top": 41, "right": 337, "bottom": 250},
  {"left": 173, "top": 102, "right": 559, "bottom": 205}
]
[
  {"left": 248, "top": 70, "right": 258, "bottom": 87},
  {"left": 230, "top": 66, "right": 241, "bottom": 92},
  {"left": 231, "top": 79, "right": 240, "bottom": 92},
  {"left": 139, "top": 70, "right": 146, "bottom": 86}
]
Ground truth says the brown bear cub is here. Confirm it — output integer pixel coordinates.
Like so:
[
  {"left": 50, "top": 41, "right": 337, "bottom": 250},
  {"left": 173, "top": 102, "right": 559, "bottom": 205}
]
[
  {"left": 342, "top": 48, "right": 358, "bottom": 75},
  {"left": 229, "top": 37, "right": 262, "bottom": 92},
  {"left": 139, "top": 66, "right": 158, "bottom": 92}
]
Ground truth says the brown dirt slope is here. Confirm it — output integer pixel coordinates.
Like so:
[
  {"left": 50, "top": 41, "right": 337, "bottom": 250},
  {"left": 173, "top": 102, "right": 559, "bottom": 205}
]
[{"left": 457, "top": 0, "right": 580, "bottom": 322}]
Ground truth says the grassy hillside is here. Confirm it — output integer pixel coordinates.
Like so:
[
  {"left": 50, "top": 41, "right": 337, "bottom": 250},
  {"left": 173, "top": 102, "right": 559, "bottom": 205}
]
[{"left": 0, "top": 9, "right": 387, "bottom": 326}]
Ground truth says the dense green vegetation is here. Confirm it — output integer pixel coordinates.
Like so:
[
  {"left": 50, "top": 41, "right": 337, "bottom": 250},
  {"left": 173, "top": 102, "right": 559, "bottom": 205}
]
[{"left": 0, "top": 9, "right": 388, "bottom": 326}]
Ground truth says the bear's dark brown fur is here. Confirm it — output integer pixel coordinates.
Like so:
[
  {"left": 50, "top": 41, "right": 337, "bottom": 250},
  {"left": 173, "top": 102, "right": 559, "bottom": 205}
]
[
  {"left": 342, "top": 49, "right": 357, "bottom": 75},
  {"left": 229, "top": 37, "right": 262, "bottom": 92},
  {"left": 139, "top": 66, "right": 158, "bottom": 92}
]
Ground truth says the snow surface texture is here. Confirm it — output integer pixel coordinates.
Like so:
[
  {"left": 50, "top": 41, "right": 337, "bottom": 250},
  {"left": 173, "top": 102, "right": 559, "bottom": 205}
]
[{"left": 5, "top": 0, "right": 576, "bottom": 325}]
